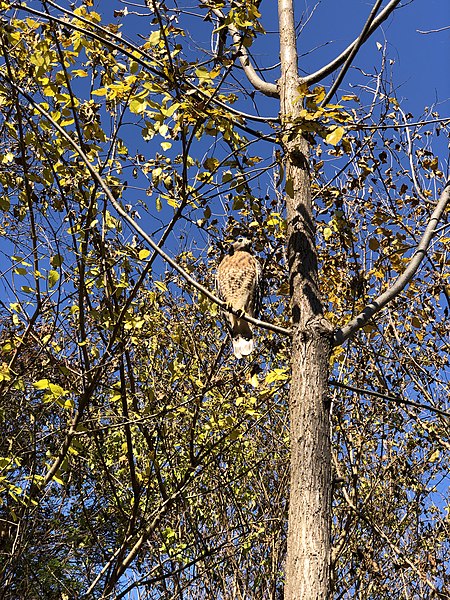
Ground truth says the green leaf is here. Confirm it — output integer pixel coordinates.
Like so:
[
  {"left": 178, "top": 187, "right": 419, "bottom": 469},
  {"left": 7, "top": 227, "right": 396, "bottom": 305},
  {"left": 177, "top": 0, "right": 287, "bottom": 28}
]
[{"left": 48, "top": 270, "right": 59, "bottom": 288}]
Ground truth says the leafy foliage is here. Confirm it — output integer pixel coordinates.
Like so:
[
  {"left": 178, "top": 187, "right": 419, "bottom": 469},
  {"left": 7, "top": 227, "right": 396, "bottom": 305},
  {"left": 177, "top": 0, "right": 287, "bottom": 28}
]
[{"left": 0, "top": 1, "right": 448, "bottom": 598}]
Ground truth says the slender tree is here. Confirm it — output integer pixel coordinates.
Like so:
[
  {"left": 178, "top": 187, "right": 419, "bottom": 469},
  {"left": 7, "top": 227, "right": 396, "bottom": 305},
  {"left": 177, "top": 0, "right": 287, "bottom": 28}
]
[
  {"left": 278, "top": 1, "right": 332, "bottom": 597},
  {"left": 0, "top": 1, "right": 448, "bottom": 598}
]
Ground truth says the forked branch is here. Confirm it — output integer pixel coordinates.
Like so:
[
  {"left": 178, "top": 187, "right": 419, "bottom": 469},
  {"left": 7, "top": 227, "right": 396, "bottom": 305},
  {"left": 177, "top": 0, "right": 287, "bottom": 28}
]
[
  {"left": 321, "top": 0, "right": 385, "bottom": 106},
  {"left": 305, "top": 0, "right": 402, "bottom": 86},
  {"left": 199, "top": 0, "right": 279, "bottom": 97}
]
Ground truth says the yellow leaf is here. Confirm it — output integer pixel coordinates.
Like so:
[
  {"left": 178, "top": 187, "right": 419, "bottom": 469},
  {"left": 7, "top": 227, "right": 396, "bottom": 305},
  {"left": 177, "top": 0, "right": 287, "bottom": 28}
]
[
  {"left": 49, "top": 383, "right": 65, "bottom": 397},
  {"left": 71, "top": 69, "right": 88, "bottom": 78},
  {"left": 139, "top": 249, "right": 150, "bottom": 260},
  {"left": 91, "top": 87, "right": 107, "bottom": 96},
  {"left": 33, "top": 379, "right": 50, "bottom": 390},
  {"left": 195, "top": 67, "right": 212, "bottom": 80},
  {"left": 323, "top": 227, "right": 332, "bottom": 241},
  {"left": 325, "top": 126, "right": 345, "bottom": 146},
  {"left": 48, "top": 270, "right": 59, "bottom": 288},
  {"left": 148, "top": 30, "right": 161, "bottom": 46},
  {"left": 429, "top": 449, "right": 440, "bottom": 462},
  {"left": 129, "top": 98, "right": 147, "bottom": 114},
  {"left": 64, "top": 398, "right": 74, "bottom": 410},
  {"left": 249, "top": 373, "right": 259, "bottom": 388},
  {"left": 2, "top": 152, "right": 14, "bottom": 164}
]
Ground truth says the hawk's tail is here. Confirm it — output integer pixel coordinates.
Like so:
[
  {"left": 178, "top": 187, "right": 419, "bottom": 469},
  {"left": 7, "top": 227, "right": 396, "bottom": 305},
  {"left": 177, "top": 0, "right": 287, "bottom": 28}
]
[{"left": 232, "top": 319, "right": 254, "bottom": 359}]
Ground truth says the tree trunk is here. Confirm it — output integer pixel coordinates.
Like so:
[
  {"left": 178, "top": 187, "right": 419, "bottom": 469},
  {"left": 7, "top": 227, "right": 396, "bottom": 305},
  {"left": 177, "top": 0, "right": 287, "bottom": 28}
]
[{"left": 278, "top": 1, "right": 333, "bottom": 598}]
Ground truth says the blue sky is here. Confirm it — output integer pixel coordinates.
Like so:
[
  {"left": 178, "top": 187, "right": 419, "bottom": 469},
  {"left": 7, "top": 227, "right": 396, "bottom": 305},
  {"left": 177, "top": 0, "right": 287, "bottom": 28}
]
[{"left": 287, "top": 0, "right": 449, "bottom": 113}]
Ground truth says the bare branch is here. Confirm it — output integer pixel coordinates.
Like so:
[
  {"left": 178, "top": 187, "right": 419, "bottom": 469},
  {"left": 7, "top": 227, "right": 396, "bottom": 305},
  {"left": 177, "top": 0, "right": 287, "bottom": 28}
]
[
  {"left": 398, "top": 105, "right": 430, "bottom": 203},
  {"left": 417, "top": 25, "right": 450, "bottom": 34},
  {"left": 347, "top": 116, "right": 450, "bottom": 131},
  {"left": 329, "top": 379, "right": 450, "bottom": 419},
  {"left": 6, "top": 79, "right": 290, "bottom": 339},
  {"left": 321, "top": 0, "right": 385, "bottom": 106},
  {"left": 305, "top": 0, "right": 402, "bottom": 86},
  {"left": 334, "top": 179, "right": 450, "bottom": 345},
  {"left": 199, "top": 0, "right": 279, "bottom": 97}
]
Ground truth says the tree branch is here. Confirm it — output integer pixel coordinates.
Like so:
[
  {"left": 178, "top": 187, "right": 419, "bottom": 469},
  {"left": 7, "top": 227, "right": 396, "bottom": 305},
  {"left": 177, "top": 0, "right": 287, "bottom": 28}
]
[
  {"left": 321, "top": 0, "right": 385, "bottom": 106},
  {"left": 334, "top": 179, "right": 450, "bottom": 345},
  {"left": 305, "top": 0, "right": 402, "bottom": 86},
  {"left": 6, "top": 79, "right": 290, "bottom": 339},
  {"left": 329, "top": 379, "right": 450, "bottom": 419},
  {"left": 199, "top": 0, "right": 279, "bottom": 97}
]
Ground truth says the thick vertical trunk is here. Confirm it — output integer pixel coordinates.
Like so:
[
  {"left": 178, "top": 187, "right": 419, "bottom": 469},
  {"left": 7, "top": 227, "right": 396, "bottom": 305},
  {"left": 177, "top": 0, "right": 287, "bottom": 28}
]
[{"left": 278, "top": 1, "right": 332, "bottom": 598}]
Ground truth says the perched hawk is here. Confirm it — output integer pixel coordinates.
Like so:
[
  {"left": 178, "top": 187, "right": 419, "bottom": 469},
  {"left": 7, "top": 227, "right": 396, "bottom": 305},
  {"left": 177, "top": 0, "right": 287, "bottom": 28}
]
[{"left": 216, "top": 238, "right": 262, "bottom": 358}]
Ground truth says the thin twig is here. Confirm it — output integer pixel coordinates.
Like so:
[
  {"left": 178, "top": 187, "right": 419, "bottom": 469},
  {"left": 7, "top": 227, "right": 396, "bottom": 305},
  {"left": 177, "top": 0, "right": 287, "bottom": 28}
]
[
  {"left": 417, "top": 25, "right": 450, "bottom": 34},
  {"left": 347, "top": 116, "right": 450, "bottom": 131}
]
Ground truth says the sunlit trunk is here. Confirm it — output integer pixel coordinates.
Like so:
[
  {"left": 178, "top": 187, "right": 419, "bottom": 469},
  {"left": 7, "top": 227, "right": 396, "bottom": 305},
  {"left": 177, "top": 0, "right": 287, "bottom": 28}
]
[{"left": 278, "top": 1, "right": 332, "bottom": 598}]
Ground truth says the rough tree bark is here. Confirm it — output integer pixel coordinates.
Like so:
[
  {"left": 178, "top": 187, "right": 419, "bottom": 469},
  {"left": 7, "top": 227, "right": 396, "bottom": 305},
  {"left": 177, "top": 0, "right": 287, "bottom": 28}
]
[{"left": 278, "top": 1, "right": 333, "bottom": 598}]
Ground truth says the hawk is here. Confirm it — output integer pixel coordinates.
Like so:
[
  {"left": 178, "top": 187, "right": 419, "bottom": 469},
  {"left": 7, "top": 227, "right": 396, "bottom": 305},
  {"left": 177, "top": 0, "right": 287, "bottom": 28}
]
[{"left": 216, "top": 237, "right": 262, "bottom": 358}]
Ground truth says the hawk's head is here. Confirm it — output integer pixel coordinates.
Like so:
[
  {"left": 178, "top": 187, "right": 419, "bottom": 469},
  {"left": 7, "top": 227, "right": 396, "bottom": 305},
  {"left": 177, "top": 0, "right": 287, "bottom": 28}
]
[{"left": 230, "top": 237, "right": 251, "bottom": 253}]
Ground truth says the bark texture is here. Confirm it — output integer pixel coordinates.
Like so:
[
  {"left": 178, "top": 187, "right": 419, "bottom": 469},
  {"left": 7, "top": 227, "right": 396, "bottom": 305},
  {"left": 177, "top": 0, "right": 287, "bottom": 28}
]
[{"left": 278, "top": 1, "right": 332, "bottom": 598}]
